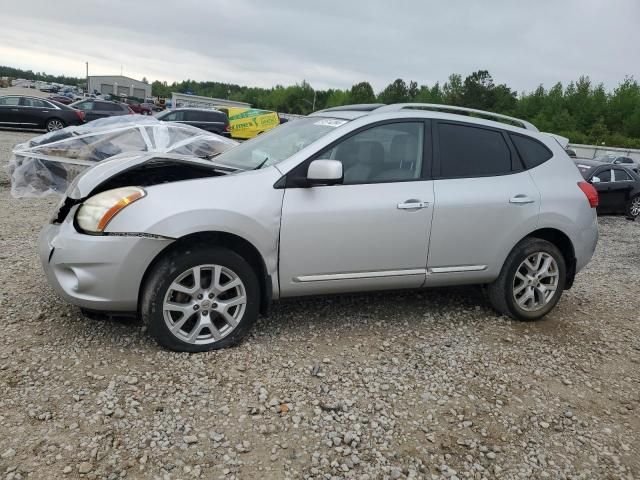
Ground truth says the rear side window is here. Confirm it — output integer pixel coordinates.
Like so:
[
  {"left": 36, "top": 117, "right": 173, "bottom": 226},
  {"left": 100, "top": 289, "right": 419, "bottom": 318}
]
[
  {"left": 22, "top": 98, "right": 47, "bottom": 108},
  {"left": 613, "top": 169, "right": 632, "bottom": 181},
  {"left": 438, "top": 123, "right": 511, "bottom": 177},
  {"left": 510, "top": 134, "right": 552, "bottom": 169}
]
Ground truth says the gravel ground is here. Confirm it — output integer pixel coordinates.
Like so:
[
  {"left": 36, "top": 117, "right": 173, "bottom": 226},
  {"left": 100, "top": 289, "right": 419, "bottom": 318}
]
[{"left": 0, "top": 129, "right": 639, "bottom": 480}]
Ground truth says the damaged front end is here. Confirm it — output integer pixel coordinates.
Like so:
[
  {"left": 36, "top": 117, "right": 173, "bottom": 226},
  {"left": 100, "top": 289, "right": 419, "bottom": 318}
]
[{"left": 53, "top": 152, "right": 240, "bottom": 225}]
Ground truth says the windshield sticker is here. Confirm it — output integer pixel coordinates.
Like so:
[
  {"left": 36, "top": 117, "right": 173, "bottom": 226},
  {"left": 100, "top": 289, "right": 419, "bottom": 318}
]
[{"left": 314, "top": 119, "right": 347, "bottom": 127}]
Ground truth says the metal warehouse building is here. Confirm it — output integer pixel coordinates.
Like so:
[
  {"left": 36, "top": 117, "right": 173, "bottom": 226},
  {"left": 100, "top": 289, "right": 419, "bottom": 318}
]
[{"left": 88, "top": 75, "right": 151, "bottom": 99}]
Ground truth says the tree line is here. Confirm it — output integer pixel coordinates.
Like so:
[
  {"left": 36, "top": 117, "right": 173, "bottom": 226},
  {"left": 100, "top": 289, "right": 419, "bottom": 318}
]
[{"left": 3, "top": 65, "right": 639, "bottom": 148}]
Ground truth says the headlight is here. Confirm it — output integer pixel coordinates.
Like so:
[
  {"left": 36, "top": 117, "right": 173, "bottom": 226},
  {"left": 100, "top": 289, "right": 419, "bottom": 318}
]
[{"left": 76, "top": 187, "right": 145, "bottom": 233}]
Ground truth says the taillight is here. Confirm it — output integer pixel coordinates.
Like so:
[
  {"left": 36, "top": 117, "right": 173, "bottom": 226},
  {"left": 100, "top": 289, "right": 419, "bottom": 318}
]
[
  {"left": 75, "top": 110, "right": 85, "bottom": 122},
  {"left": 578, "top": 181, "right": 598, "bottom": 208},
  {"left": 225, "top": 124, "right": 231, "bottom": 132}
]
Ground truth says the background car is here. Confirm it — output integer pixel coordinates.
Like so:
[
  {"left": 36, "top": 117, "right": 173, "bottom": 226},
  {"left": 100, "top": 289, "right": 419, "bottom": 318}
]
[
  {"left": 48, "top": 95, "right": 74, "bottom": 105},
  {"left": 0, "top": 95, "right": 85, "bottom": 131},
  {"left": 123, "top": 98, "right": 153, "bottom": 115},
  {"left": 575, "top": 158, "right": 640, "bottom": 219},
  {"left": 156, "top": 108, "right": 231, "bottom": 137},
  {"left": 215, "top": 107, "right": 280, "bottom": 139},
  {"left": 593, "top": 154, "right": 639, "bottom": 173},
  {"left": 70, "top": 99, "right": 134, "bottom": 122}
]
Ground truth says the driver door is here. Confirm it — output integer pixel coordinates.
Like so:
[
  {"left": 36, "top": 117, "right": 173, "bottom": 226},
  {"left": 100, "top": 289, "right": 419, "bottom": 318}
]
[{"left": 278, "top": 120, "right": 434, "bottom": 296}]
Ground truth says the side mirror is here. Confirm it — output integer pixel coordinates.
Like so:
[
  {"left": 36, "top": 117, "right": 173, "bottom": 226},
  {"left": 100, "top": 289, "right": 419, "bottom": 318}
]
[
  {"left": 613, "top": 159, "right": 621, "bottom": 164},
  {"left": 591, "top": 176, "right": 601, "bottom": 184},
  {"left": 307, "top": 159, "right": 343, "bottom": 186}
]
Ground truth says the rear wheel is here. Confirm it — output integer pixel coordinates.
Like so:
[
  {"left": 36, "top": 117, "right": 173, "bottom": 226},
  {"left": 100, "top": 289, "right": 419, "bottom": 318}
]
[
  {"left": 626, "top": 195, "right": 640, "bottom": 220},
  {"left": 46, "top": 118, "right": 65, "bottom": 131},
  {"left": 487, "top": 238, "right": 566, "bottom": 321},
  {"left": 142, "top": 245, "right": 260, "bottom": 352}
]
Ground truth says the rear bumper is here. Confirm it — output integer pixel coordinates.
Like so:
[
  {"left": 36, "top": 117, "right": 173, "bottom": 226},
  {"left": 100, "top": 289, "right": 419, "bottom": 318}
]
[
  {"left": 39, "top": 208, "right": 173, "bottom": 311},
  {"left": 574, "top": 214, "right": 599, "bottom": 274}
]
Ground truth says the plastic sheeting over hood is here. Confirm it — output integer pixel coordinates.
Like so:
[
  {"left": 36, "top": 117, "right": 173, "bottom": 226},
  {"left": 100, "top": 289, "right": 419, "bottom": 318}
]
[{"left": 8, "top": 115, "right": 237, "bottom": 198}]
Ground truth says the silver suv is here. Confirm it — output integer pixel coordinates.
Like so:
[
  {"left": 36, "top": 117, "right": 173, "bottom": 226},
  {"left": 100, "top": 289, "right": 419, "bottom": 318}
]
[{"left": 39, "top": 104, "right": 599, "bottom": 352}]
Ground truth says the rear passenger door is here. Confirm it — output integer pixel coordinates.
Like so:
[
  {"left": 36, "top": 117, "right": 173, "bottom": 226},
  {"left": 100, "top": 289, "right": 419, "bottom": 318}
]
[{"left": 426, "top": 122, "right": 541, "bottom": 284}]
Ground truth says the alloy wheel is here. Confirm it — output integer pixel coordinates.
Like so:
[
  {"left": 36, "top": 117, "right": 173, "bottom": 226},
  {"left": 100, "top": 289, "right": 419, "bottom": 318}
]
[
  {"left": 512, "top": 252, "right": 559, "bottom": 312},
  {"left": 163, "top": 264, "right": 247, "bottom": 345},
  {"left": 631, "top": 197, "right": 640, "bottom": 217},
  {"left": 47, "top": 120, "right": 64, "bottom": 131}
]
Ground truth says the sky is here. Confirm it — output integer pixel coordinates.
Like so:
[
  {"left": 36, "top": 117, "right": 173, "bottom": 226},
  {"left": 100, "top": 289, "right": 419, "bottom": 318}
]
[{"left": 1, "top": 0, "right": 638, "bottom": 93}]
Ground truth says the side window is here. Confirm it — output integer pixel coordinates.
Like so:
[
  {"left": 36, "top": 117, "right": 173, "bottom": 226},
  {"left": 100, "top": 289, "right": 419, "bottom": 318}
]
[
  {"left": 597, "top": 169, "right": 612, "bottom": 182},
  {"left": 74, "top": 101, "right": 93, "bottom": 111},
  {"left": 438, "top": 123, "right": 512, "bottom": 178},
  {"left": 620, "top": 157, "right": 633, "bottom": 164},
  {"left": 22, "top": 98, "right": 47, "bottom": 108},
  {"left": 510, "top": 133, "right": 553, "bottom": 169},
  {"left": 319, "top": 122, "right": 424, "bottom": 185},
  {"left": 185, "top": 111, "right": 206, "bottom": 122},
  {"left": 163, "top": 111, "right": 184, "bottom": 121},
  {"left": 613, "top": 169, "right": 632, "bottom": 181},
  {"left": 0, "top": 97, "right": 20, "bottom": 106}
]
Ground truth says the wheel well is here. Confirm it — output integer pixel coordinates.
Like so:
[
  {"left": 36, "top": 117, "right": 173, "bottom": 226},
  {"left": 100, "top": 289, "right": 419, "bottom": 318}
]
[
  {"left": 525, "top": 228, "right": 576, "bottom": 289},
  {"left": 139, "top": 231, "right": 272, "bottom": 315}
]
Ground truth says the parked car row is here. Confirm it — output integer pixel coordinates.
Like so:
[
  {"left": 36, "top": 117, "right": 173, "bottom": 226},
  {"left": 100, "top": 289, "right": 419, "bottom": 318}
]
[{"left": 0, "top": 95, "right": 85, "bottom": 131}]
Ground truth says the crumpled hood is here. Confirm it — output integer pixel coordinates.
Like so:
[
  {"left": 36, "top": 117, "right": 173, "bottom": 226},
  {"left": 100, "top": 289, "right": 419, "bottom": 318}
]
[{"left": 67, "top": 152, "right": 236, "bottom": 199}]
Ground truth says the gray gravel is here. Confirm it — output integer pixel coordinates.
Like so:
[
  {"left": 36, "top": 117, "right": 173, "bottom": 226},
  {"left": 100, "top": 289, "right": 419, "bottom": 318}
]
[{"left": 0, "top": 129, "right": 639, "bottom": 480}]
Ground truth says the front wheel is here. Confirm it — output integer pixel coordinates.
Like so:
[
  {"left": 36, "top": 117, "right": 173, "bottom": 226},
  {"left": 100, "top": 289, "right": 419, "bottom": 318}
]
[
  {"left": 626, "top": 195, "right": 640, "bottom": 220},
  {"left": 487, "top": 238, "right": 566, "bottom": 321},
  {"left": 142, "top": 245, "right": 260, "bottom": 352}
]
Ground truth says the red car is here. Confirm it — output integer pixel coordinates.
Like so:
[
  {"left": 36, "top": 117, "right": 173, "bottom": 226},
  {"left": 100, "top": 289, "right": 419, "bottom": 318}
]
[
  {"left": 48, "top": 95, "right": 75, "bottom": 105},
  {"left": 123, "top": 99, "right": 153, "bottom": 115}
]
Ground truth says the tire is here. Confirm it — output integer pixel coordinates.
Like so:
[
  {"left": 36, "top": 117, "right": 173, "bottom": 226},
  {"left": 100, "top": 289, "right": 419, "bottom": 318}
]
[
  {"left": 141, "top": 245, "right": 260, "bottom": 352},
  {"left": 487, "top": 238, "right": 566, "bottom": 321},
  {"left": 626, "top": 195, "right": 640, "bottom": 220},
  {"left": 45, "top": 118, "right": 65, "bottom": 132}
]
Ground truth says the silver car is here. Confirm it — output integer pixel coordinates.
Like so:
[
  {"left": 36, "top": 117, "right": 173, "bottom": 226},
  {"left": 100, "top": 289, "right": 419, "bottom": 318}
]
[{"left": 39, "top": 104, "right": 599, "bottom": 352}]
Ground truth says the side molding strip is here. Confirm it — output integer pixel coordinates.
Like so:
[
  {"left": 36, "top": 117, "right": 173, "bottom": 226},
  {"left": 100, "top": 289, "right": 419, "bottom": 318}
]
[
  {"left": 294, "top": 269, "right": 426, "bottom": 282},
  {"left": 430, "top": 265, "right": 487, "bottom": 273}
]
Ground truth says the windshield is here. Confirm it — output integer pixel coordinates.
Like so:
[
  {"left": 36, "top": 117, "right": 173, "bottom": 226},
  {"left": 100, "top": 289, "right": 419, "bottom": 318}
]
[{"left": 214, "top": 116, "right": 347, "bottom": 170}]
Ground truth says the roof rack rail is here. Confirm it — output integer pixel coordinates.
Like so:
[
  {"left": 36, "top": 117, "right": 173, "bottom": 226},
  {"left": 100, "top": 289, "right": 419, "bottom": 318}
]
[
  {"left": 374, "top": 103, "right": 538, "bottom": 132},
  {"left": 316, "top": 104, "right": 385, "bottom": 113}
]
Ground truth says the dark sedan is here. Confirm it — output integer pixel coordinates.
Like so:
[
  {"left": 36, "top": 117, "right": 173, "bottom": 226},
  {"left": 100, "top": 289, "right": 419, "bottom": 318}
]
[
  {"left": 574, "top": 158, "right": 640, "bottom": 219},
  {"left": 155, "top": 108, "right": 231, "bottom": 137},
  {"left": 70, "top": 99, "right": 134, "bottom": 122},
  {"left": 0, "top": 95, "right": 85, "bottom": 131}
]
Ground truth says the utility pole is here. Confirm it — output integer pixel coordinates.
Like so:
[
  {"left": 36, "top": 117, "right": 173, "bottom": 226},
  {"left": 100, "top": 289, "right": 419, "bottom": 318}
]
[
  {"left": 85, "top": 62, "right": 89, "bottom": 94},
  {"left": 312, "top": 90, "right": 317, "bottom": 111}
]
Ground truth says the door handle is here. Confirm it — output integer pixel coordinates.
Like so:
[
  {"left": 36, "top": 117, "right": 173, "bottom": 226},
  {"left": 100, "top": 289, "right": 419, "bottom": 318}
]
[
  {"left": 10, "top": 108, "right": 19, "bottom": 112},
  {"left": 509, "top": 194, "right": 535, "bottom": 204},
  {"left": 397, "top": 200, "right": 429, "bottom": 210}
]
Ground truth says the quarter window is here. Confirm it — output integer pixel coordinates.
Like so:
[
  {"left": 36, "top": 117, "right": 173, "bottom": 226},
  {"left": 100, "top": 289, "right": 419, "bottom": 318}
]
[
  {"left": 438, "top": 123, "right": 512, "bottom": 177},
  {"left": 319, "top": 122, "right": 424, "bottom": 184},
  {"left": 510, "top": 133, "right": 552, "bottom": 169}
]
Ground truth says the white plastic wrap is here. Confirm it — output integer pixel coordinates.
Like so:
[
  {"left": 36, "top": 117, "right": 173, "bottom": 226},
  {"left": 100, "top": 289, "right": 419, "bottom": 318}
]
[{"left": 8, "top": 116, "right": 237, "bottom": 198}]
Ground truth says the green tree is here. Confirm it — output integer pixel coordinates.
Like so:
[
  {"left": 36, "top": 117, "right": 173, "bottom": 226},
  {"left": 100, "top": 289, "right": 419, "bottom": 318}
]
[
  {"left": 348, "top": 82, "right": 376, "bottom": 104},
  {"left": 377, "top": 79, "right": 409, "bottom": 103}
]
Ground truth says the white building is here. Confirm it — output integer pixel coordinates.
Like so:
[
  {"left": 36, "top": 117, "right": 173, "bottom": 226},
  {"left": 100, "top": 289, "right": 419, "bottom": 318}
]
[{"left": 88, "top": 75, "right": 151, "bottom": 99}]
